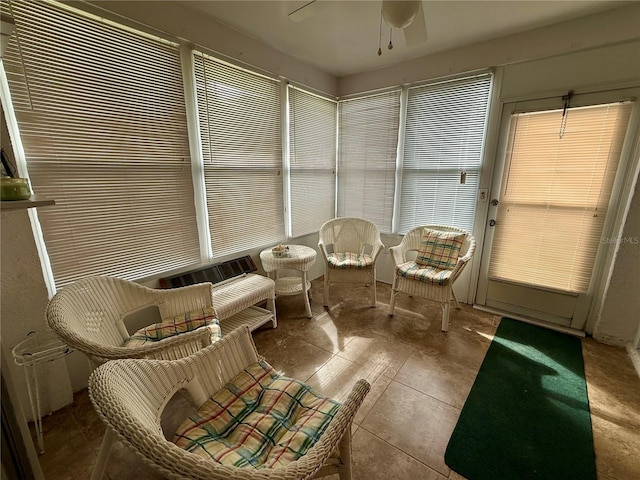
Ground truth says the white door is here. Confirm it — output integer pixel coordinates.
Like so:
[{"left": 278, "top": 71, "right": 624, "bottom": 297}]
[{"left": 476, "top": 88, "right": 639, "bottom": 329}]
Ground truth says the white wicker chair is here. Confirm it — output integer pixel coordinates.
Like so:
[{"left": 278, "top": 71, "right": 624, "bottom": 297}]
[
  {"left": 318, "top": 217, "right": 384, "bottom": 308},
  {"left": 89, "top": 325, "right": 370, "bottom": 480},
  {"left": 46, "top": 276, "right": 222, "bottom": 367},
  {"left": 388, "top": 225, "right": 476, "bottom": 331}
]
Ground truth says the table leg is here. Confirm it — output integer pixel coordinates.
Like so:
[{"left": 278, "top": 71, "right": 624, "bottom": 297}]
[
  {"left": 302, "top": 271, "right": 312, "bottom": 318},
  {"left": 23, "top": 364, "right": 44, "bottom": 454}
]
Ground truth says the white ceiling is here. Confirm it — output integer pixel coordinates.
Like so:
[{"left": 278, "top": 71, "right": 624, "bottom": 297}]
[{"left": 180, "top": 1, "right": 628, "bottom": 77}]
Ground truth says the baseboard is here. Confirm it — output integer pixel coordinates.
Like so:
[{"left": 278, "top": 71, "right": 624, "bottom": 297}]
[
  {"left": 626, "top": 343, "right": 640, "bottom": 380},
  {"left": 473, "top": 304, "right": 586, "bottom": 338}
]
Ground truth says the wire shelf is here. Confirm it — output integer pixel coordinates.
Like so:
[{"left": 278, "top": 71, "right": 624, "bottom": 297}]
[{"left": 12, "top": 330, "right": 73, "bottom": 367}]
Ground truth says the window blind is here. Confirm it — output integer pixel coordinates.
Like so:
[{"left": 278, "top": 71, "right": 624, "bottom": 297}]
[
  {"left": 288, "top": 85, "right": 337, "bottom": 237},
  {"left": 3, "top": 0, "right": 200, "bottom": 287},
  {"left": 194, "top": 52, "right": 284, "bottom": 257},
  {"left": 488, "top": 102, "right": 633, "bottom": 294},
  {"left": 337, "top": 89, "right": 401, "bottom": 233},
  {"left": 398, "top": 74, "right": 491, "bottom": 234}
]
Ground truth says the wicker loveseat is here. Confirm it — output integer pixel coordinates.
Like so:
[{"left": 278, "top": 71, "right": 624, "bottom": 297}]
[{"left": 47, "top": 274, "right": 276, "bottom": 367}]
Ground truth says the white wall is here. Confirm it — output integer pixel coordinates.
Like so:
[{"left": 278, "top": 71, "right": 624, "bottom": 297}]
[
  {"left": 0, "top": 209, "right": 73, "bottom": 416},
  {"left": 338, "top": 3, "right": 640, "bottom": 97},
  {"left": 82, "top": 0, "right": 338, "bottom": 97},
  {"left": 595, "top": 164, "right": 640, "bottom": 345}
]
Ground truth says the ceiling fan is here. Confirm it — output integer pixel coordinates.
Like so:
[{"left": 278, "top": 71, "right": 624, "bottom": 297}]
[{"left": 288, "top": 0, "right": 428, "bottom": 51}]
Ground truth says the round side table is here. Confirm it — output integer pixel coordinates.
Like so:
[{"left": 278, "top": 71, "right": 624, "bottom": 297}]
[{"left": 259, "top": 245, "right": 317, "bottom": 318}]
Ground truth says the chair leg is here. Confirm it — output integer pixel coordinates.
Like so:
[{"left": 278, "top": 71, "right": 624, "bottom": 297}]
[
  {"left": 441, "top": 301, "right": 450, "bottom": 332},
  {"left": 389, "top": 290, "right": 397, "bottom": 316},
  {"left": 388, "top": 274, "right": 397, "bottom": 316},
  {"left": 370, "top": 270, "right": 377, "bottom": 307},
  {"left": 91, "top": 429, "right": 115, "bottom": 480},
  {"left": 337, "top": 427, "right": 353, "bottom": 480},
  {"left": 323, "top": 271, "right": 329, "bottom": 307},
  {"left": 451, "top": 289, "right": 461, "bottom": 309}
]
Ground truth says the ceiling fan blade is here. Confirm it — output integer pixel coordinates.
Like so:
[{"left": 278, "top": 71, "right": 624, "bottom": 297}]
[
  {"left": 288, "top": 0, "right": 319, "bottom": 22},
  {"left": 403, "top": 2, "right": 427, "bottom": 46}
]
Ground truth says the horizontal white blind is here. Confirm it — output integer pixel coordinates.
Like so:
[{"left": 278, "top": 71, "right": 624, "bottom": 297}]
[
  {"left": 194, "top": 52, "right": 284, "bottom": 257},
  {"left": 488, "top": 102, "right": 633, "bottom": 293},
  {"left": 288, "top": 86, "right": 337, "bottom": 237},
  {"left": 399, "top": 74, "right": 491, "bottom": 233},
  {"left": 4, "top": 1, "right": 200, "bottom": 287},
  {"left": 337, "top": 89, "right": 401, "bottom": 233}
]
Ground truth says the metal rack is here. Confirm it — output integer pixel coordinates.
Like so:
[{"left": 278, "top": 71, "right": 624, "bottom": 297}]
[{"left": 11, "top": 330, "right": 73, "bottom": 454}]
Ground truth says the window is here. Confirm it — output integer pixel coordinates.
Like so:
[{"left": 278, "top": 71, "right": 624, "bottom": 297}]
[
  {"left": 398, "top": 74, "right": 491, "bottom": 233},
  {"left": 337, "top": 89, "right": 400, "bottom": 233},
  {"left": 194, "top": 52, "right": 284, "bottom": 257},
  {"left": 3, "top": 1, "right": 200, "bottom": 287},
  {"left": 288, "top": 85, "right": 337, "bottom": 237},
  {"left": 488, "top": 102, "right": 633, "bottom": 293}
]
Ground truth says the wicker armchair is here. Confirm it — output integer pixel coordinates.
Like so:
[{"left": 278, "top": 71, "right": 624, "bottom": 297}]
[
  {"left": 388, "top": 225, "right": 476, "bottom": 331},
  {"left": 89, "top": 325, "right": 370, "bottom": 480},
  {"left": 318, "top": 217, "right": 384, "bottom": 308},
  {"left": 46, "top": 275, "right": 220, "bottom": 367}
]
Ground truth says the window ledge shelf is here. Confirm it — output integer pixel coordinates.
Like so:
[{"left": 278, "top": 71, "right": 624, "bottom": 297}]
[{"left": 0, "top": 196, "right": 55, "bottom": 210}]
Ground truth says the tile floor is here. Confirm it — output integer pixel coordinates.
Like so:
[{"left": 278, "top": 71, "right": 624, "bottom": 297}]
[{"left": 30, "top": 280, "right": 640, "bottom": 480}]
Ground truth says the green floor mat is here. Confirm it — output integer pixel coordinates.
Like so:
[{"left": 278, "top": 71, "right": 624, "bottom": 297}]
[{"left": 444, "top": 318, "right": 596, "bottom": 480}]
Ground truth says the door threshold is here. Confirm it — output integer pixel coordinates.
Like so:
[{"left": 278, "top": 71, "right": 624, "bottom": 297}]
[{"left": 473, "top": 304, "right": 586, "bottom": 338}]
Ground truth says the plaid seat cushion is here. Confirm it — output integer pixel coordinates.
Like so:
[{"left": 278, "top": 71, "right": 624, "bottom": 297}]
[
  {"left": 173, "top": 361, "right": 341, "bottom": 469},
  {"left": 397, "top": 261, "right": 453, "bottom": 285},
  {"left": 415, "top": 228, "right": 465, "bottom": 270},
  {"left": 327, "top": 252, "right": 373, "bottom": 269},
  {"left": 124, "top": 307, "right": 221, "bottom": 348}
]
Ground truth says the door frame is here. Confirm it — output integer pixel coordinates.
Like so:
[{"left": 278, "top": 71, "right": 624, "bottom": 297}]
[{"left": 473, "top": 85, "right": 640, "bottom": 332}]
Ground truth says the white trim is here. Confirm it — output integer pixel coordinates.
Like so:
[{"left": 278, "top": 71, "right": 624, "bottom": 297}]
[
  {"left": 391, "top": 85, "right": 408, "bottom": 236},
  {"left": 282, "top": 81, "right": 292, "bottom": 239},
  {"left": 180, "top": 41, "right": 212, "bottom": 263},
  {"left": 473, "top": 304, "right": 586, "bottom": 338},
  {"left": 406, "top": 70, "right": 493, "bottom": 92},
  {"left": 500, "top": 79, "right": 640, "bottom": 105},
  {"left": 586, "top": 96, "right": 640, "bottom": 333},
  {"left": 470, "top": 68, "right": 503, "bottom": 304},
  {"left": 626, "top": 343, "right": 640, "bottom": 380}
]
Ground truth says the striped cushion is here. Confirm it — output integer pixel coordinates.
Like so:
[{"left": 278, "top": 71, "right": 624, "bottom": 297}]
[
  {"left": 173, "top": 361, "right": 341, "bottom": 469},
  {"left": 327, "top": 252, "right": 373, "bottom": 269},
  {"left": 124, "top": 307, "right": 221, "bottom": 348},
  {"left": 415, "top": 228, "right": 465, "bottom": 270},
  {"left": 397, "top": 261, "right": 453, "bottom": 285}
]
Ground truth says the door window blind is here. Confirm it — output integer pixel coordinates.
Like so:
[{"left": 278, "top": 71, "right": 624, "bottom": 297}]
[
  {"left": 194, "top": 52, "right": 284, "bottom": 257},
  {"left": 488, "top": 102, "right": 633, "bottom": 293},
  {"left": 399, "top": 74, "right": 491, "bottom": 234},
  {"left": 337, "top": 89, "right": 401, "bottom": 233},
  {"left": 288, "top": 85, "right": 337, "bottom": 237},
  {"left": 3, "top": 0, "right": 200, "bottom": 287}
]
